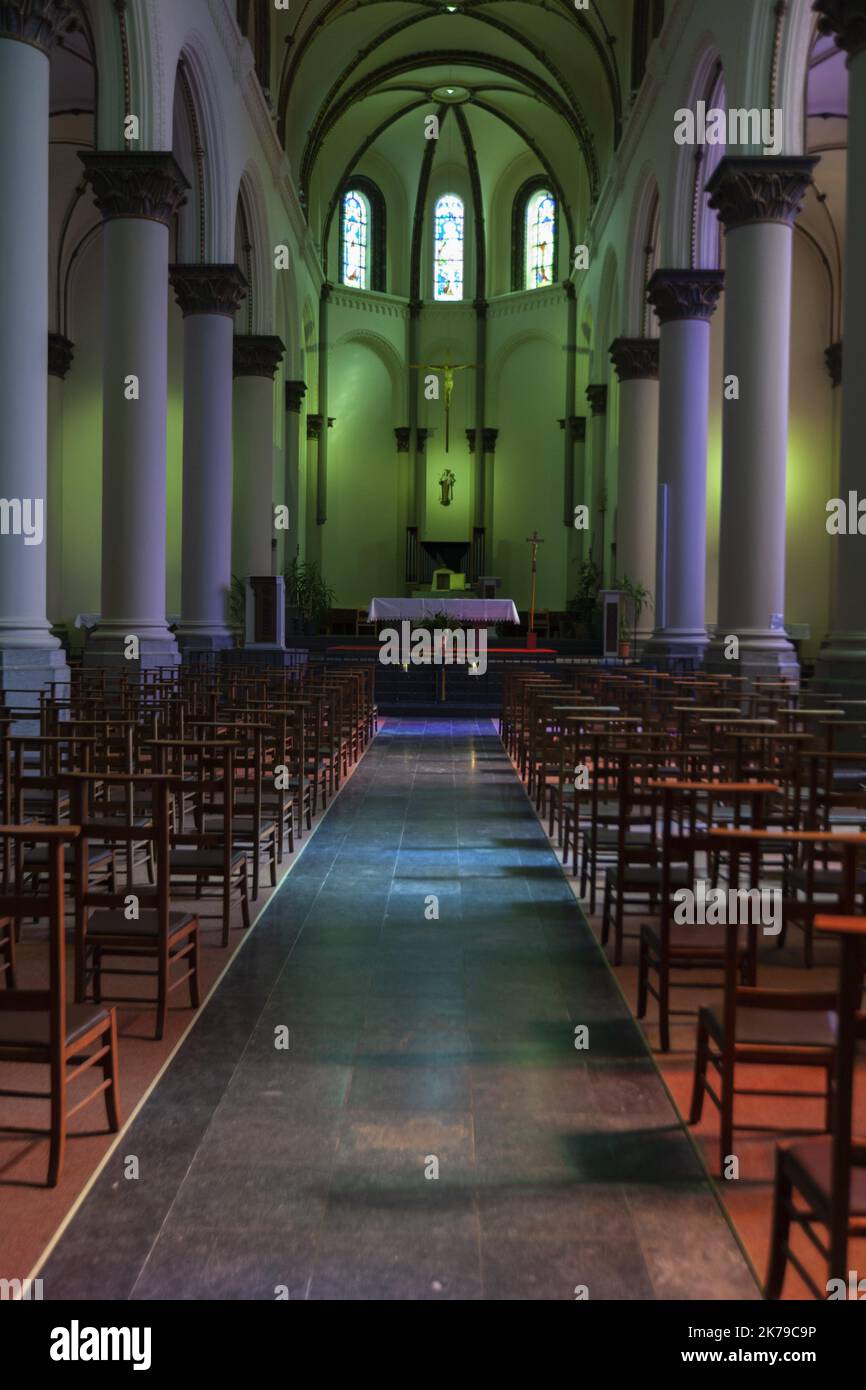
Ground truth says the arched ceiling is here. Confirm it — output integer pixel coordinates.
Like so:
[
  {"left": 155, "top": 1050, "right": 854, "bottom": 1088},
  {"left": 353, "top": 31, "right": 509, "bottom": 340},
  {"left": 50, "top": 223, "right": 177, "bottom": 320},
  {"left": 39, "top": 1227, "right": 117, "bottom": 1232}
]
[{"left": 275, "top": 1, "right": 630, "bottom": 264}]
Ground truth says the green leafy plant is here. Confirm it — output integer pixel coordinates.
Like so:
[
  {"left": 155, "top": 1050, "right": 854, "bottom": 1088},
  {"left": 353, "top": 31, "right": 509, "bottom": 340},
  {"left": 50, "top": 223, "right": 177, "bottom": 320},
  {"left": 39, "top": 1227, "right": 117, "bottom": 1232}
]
[
  {"left": 567, "top": 559, "right": 603, "bottom": 631},
  {"left": 614, "top": 574, "right": 654, "bottom": 647},
  {"left": 229, "top": 575, "right": 246, "bottom": 629},
  {"left": 283, "top": 558, "right": 336, "bottom": 630}
]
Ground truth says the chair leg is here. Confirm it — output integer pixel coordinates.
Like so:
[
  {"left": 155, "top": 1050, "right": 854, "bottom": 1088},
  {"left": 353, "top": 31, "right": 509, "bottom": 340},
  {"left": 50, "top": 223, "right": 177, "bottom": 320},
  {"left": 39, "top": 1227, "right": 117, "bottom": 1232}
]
[
  {"left": 190, "top": 925, "right": 201, "bottom": 1008},
  {"left": 636, "top": 938, "right": 649, "bottom": 1018},
  {"left": 155, "top": 950, "right": 169, "bottom": 1041},
  {"left": 103, "top": 1010, "right": 122, "bottom": 1132},
  {"left": 239, "top": 864, "right": 251, "bottom": 929},
  {"left": 47, "top": 1051, "right": 66, "bottom": 1189},
  {"left": 689, "top": 1018, "right": 709, "bottom": 1123},
  {"left": 764, "top": 1150, "right": 793, "bottom": 1300},
  {"left": 601, "top": 877, "right": 612, "bottom": 947},
  {"left": 658, "top": 966, "right": 670, "bottom": 1053}
]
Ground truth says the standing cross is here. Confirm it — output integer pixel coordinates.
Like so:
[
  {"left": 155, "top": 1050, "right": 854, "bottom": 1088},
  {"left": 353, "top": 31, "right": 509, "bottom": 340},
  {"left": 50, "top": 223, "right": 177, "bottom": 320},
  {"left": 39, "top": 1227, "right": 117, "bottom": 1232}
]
[{"left": 526, "top": 530, "right": 545, "bottom": 636}]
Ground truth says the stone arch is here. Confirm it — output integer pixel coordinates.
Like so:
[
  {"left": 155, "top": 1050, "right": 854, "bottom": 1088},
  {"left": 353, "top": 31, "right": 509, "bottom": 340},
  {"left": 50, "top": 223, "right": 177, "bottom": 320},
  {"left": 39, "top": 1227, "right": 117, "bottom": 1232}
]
[
  {"left": 173, "top": 32, "right": 233, "bottom": 262},
  {"left": 624, "top": 167, "right": 662, "bottom": 338},
  {"left": 662, "top": 38, "right": 725, "bottom": 268},
  {"left": 331, "top": 328, "right": 407, "bottom": 419},
  {"left": 235, "top": 161, "right": 274, "bottom": 335}
]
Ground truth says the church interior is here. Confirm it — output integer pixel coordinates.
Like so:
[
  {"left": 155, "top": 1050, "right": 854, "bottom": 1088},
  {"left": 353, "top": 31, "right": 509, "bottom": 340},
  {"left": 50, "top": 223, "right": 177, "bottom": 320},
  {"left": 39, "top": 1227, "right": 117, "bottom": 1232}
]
[{"left": 1, "top": 0, "right": 866, "bottom": 1317}]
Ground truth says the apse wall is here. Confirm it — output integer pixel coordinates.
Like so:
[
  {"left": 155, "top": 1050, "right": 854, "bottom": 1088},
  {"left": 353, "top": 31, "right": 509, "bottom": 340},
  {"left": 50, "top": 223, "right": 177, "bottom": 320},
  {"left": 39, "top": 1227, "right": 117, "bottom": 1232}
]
[{"left": 323, "top": 338, "right": 400, "bottom": 605}]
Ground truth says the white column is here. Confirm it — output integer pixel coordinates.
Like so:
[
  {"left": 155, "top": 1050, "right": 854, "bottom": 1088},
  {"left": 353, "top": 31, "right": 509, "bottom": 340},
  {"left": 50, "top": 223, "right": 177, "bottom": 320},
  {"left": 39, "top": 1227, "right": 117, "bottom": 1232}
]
[
  {"left": 814, "top": 3, "right": 866, "bottom": 685},
  {"left": 232, "top": 336, "right": 285, "bottom": 582},
  {"left": 0, "top": 16, "right": 70, "bottom": 702},
  {"left": 643, "top": 270, "right": 724, "bottom": 668},
  {"left": 585, "top": 384, "right": 608, "bottom": 578},
  {"left": 284, "top": 380, "right": 307, "bottom": 568},
  {"left": 47, "top": 335, "right": 74, "bottom": 629},
  {"left": 170, "top": 266, "right": 247, "bottom": 652},
  {"left": 79, "top": 152, "right": 189, "bottom": 671},
  {"left": 704, "top": 156, "right": 816, "bottom": 680},
  {"left": 609, "top": 339, "right": 660, "bottom": 643}
]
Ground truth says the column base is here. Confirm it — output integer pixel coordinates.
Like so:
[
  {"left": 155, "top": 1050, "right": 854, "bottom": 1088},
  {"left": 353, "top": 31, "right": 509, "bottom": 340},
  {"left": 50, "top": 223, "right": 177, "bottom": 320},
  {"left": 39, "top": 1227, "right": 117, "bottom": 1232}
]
[
  {"left": 642, "top": 628, "right": 709, "bottom": 670},
  {"left": 703, "top": 632, "right": 800, "bottom": 684},
  {"left": 83, "top": 621, "right": 180, "bottom": 672},
  {"left": 175, "top": 623, "right": 236, "bottom": 655},
  {"left": 812, "top": 631, "right": 866, "bottom": 700},
  {"left": 0, "top": 644, "right": 70, "bottom": 708}
]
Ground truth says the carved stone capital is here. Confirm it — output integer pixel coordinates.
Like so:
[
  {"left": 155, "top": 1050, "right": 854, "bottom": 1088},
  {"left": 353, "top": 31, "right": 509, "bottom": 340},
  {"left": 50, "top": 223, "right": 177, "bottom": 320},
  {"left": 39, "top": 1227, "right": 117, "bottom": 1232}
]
[
  {"left": 559, "top": 415, "right": 586, "bottom": 442},
  {"left": 307, "top": 413, "right": 323, "bottom": 442},
  {"left": 48, "top": 332, "right": 74, "bottom": 379},
  {"left": 482, "top": 427, "right": 499, "bottom": 453},
  {"left": 814, "top": 1, "right": 866, "bottom": 60},
  {"left": 285, "top": 379, "right": 307, "bottom": 413},
  {"left": 416, "top": 427, "right": 430, "bottom": 452},
  {"left": 0, "top": 0, "right": 79, "bottom": 51},
  {"left": 169, "top": 263, "right": 247, "bottom": 318},
  {"left": 706, "top": 156, "right": 818, "bottom": 232},
  {"left": 233, "top": 334, "right": 285, "bottom": 380},
  {"left": 825, "top": 340, "right": 842, "bottom": 387},
  {"left": 586, "top": 384, "right": 608, "bottom": 417},
  {"left": 394, "top": 427, "right": 411, "bottom": 453},
  {"left": 647, "top": 268, "right": 725, "bottom": 324},
  {"left": 609, "top": 337, "right": 659, "bottom": 382},
  {"left": 79, "top": 151, "right": 189, "bottom": 226}
]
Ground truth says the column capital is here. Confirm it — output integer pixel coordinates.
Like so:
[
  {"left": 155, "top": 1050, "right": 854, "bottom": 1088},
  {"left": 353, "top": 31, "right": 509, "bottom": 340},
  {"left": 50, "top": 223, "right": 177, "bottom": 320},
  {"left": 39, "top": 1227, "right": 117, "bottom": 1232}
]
[
  {"left": 416, "top": 427, "right": 430, "bottom": 452},
  {"left": 395, "top": 426, "right": 411, "bottom": 452},
  {"left": 79, "top": 150, "right": 189, "bottom": 226},
  {"left": 169, "top": 263, "right": 247, "bottom": 318},
  {"left": 706, "top": 156, "right": 818, "bottom": 232},
  {"left": 586, "top": 384, "right": 608, "bottom": 416},
  {"left": 609, "top": 337, "right": 660, "bottom": 382},
  {"left": 482, "top": 427, "right": 499, "bottom": 453},
  {"left": 307, "top": 413, "right": 323, "bottom": 441},
  {"left": 0, "top": 0, "right": 79, "bottom": 52},
  {"left": 233, "top": 334, "right": 285, "bottom": 380},
  {"left": 48, "top": 332, "right": 74, "bottom": 379},
  {"left": 647, "top": 268, "right": 725, "bottom": 324},
  {"left": 285, "top": 379, "right": 307, "bottom": 412},
  {"left": 559, "top": 415, "right": 586, "bottom": 441},
  {"left": 814, "top": 1, "right": 866, "bottom": 60},
  {"left": 825, "top": 340, "right": 843, "bottom": 387}
]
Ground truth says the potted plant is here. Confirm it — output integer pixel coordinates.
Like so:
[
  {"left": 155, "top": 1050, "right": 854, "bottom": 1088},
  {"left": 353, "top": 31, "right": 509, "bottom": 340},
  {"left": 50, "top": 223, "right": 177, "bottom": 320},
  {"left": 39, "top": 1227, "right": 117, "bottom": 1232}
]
[
  {"left": 615, "top": 574, "right": 653, "bottom": 659},
  {"left": 567, "top": 559, "right": 603, "bottom": 641},
  {"left": 283, "top": 558, "right": 336, "bottom": 635}
]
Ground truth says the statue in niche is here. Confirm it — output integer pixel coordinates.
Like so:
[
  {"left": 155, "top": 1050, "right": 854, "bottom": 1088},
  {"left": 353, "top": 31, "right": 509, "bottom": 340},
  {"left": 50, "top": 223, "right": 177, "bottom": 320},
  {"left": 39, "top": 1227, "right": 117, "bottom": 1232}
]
[{"left": 438, "top": 469, "right": 456, "bottom": 507}]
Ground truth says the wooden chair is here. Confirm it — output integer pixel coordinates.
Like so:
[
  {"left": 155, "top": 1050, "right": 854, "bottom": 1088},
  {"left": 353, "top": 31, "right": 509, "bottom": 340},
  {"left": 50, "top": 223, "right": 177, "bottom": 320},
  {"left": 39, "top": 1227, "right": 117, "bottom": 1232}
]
[
  {"left": 765, "top": 913, "right": 866, "bottom": 1299},
  {"left": 0, "top": 825, "right": 122, "bottom": 1186},
  {"left": 688, "top": 829, "right": 864, "bottom": 1172},
  {"left": 64, "top": 772, "right": 201, "bottom": 1042},
  {"left": 636, "top": 781, "right": 778, "bottom": 1052}
]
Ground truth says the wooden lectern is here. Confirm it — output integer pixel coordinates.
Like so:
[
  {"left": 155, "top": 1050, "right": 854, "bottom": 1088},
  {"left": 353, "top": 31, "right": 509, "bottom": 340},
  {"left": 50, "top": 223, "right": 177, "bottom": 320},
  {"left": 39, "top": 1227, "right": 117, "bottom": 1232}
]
[{"left": 245, "top": 576, "right": 286, "bottom": 649}]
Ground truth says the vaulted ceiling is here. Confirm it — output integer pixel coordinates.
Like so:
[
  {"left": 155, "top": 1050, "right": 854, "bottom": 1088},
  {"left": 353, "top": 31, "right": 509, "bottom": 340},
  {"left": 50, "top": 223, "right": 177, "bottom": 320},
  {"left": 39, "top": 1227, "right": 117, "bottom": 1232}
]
[{"left": 275, "top": 1, "right": 632, "bottom": 267}]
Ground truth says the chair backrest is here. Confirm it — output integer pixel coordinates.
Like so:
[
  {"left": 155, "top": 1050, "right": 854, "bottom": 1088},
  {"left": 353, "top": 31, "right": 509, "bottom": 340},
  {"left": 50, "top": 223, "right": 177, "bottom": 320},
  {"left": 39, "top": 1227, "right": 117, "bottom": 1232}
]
[{"left": 0, "top": 825, "right": 81, "bottom": 1058}]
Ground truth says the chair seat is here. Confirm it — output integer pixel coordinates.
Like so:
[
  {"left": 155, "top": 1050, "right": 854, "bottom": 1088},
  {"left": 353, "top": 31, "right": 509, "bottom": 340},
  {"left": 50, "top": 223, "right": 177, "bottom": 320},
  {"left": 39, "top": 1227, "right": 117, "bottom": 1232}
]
[
  {"left": 86, "top": 909, "right": 197, "bottom": 942},
  {"left": 605, "top": 864, "right": 689, "bottom": 888},
  {"left": 641, "top": 921, "right": 747, "bottom": 954},
  {"left": 586, "top": 829, "right": 654, "bottom": 849},
  {"left": 788, "top": 867, "right": 866, "bottom": 892},
  {"left": 701, "top": 1003, "right": 838, "bottom": 1050},
  {"left": 0, "top": 1002, "right": 109, "bottom": 1049},
  {"left": 781, "top": 1136, "right": 866, "bottom": 1215},
  {"left": 23, "top": 844, "right": 112, "bottom": 868},
  {"left": 170, "top": 848, "right": 247, "bottom": 871}
]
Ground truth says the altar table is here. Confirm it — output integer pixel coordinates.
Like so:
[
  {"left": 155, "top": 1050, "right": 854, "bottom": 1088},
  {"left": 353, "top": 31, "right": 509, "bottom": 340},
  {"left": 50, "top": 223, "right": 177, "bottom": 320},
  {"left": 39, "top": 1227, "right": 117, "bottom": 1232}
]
[{"left": 367, "top": 597, "right": 520, "bottom": 624}]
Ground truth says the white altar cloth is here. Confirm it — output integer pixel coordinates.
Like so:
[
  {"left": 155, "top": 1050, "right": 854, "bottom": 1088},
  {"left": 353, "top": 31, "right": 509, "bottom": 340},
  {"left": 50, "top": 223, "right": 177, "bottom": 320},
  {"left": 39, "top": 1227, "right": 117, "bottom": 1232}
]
[{"left": 367, "top": 597, "right": 519, "bottom": 624}]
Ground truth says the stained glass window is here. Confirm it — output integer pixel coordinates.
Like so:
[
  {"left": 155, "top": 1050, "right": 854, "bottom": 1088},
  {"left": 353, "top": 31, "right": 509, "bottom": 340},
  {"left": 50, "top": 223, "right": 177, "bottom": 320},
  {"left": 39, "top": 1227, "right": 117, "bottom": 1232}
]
[
  {"left": 341, "top": 189, "right": 370, "bottom": 290},
  {"left": 433, "top": 194, "right": 464, "bottom": 301},
  {"left": 525, "top": 189, "right": 556, "bottom": 289}
]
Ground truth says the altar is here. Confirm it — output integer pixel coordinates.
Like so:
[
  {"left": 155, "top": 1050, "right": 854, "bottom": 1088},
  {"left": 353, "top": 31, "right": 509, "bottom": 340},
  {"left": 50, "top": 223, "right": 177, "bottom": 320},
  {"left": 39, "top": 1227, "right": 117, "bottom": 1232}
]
[{"left": 367, "top": 597, "right": 519, "bottom": 625}]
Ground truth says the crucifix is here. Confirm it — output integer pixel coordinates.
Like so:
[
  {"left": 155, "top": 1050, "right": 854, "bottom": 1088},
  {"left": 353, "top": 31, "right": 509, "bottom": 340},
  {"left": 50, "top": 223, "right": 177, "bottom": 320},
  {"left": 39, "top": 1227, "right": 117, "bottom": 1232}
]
[
  {"left": 409, "top": 360, "right": 478, "bottom": 452},
  {"left": 526, "top": 530, "right": 545, "bottom": 641}
]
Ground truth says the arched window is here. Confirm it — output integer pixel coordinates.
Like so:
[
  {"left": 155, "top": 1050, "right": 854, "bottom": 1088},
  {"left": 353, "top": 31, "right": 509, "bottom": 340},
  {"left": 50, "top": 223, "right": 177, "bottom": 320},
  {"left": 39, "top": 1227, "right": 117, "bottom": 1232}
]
[
  {"left": 433, "top": 194, "right": 464, "bottom": 301},
  {"left": 341, "top": 189, "right": 370, "bottom": 290},
  {"left": 525, "top": 189, "right": 557, "bottom": 289},
  {"left": 512, "top": 178, "right": 558, "bottom": 290}
]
